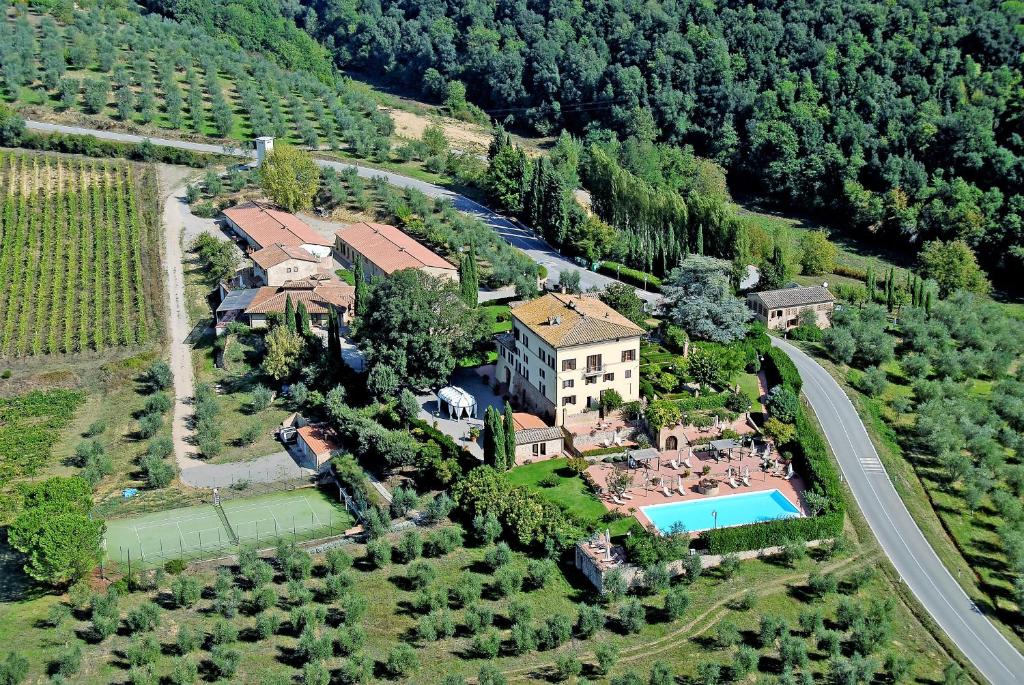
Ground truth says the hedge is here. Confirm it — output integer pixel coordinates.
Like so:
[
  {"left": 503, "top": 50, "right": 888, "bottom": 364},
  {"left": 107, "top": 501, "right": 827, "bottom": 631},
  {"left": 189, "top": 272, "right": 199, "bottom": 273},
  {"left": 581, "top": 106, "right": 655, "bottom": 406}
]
[
  {"left": 409, "top": 418, "right": 477, "bottom": 473},
  {"left": 597, "top": 261, "right": 662, "bottom": 292},
  {"left": 16, "top": 131, "right": 226, "bottom": 168},
  {"left": 675, "top": 392, "right": 729, "bottom": 411},
  {"left": 763, "top": 347, "right": 802, "bottom": 393},
  {"left": 697, "top": 347, "right": 844, "bottom": 554}
]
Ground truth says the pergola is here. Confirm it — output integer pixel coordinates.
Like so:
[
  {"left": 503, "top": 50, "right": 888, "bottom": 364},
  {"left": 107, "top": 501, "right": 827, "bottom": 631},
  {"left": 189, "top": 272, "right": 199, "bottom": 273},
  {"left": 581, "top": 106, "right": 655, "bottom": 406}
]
[
  {"left": 709, "top": 438, "right": 741, "bottom": 461},
  {"left": 436, "top": 386, "right": 478, "bottom": 420}
]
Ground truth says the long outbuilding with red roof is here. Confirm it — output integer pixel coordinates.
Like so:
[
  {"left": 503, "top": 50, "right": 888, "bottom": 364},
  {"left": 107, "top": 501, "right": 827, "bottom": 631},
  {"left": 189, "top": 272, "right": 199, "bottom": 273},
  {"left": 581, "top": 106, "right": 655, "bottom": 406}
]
[{"left": 333, "top": 221, "right": 458, "bottom": 282}]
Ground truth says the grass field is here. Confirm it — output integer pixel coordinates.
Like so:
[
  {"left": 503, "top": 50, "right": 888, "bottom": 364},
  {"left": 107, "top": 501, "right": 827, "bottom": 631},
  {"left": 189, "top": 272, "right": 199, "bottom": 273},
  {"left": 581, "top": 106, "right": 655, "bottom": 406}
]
[
  {"left": 104, "top": 488, "right": 353, "bottom": 566},
  {"left": 0, "top": 150, "right": 160, "bottom": 358}
]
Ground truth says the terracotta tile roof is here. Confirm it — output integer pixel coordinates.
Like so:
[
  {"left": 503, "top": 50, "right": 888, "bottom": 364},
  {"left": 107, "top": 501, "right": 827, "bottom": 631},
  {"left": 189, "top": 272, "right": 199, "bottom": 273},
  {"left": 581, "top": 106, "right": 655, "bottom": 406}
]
[
  {"left": 223, "top": 201, "right": 332, "bottom": 249},
  {"left": 334, "top": 222, "right": 456, "bottom": 275},
  {"left": 510, "top": 293, "right": 645, "bottom": 348},
  {"left": 753, "top": 285, "right": 834, "bottom": 309},
  {"left": 297, "top": 424, "right": 341, "bottom": 456},
  {"left": 250, "top": 243, "right": 320, "bottom": 269},
  {"left": 245, "top": 280, "right": 355, "bottom": 316},
  {"left": 512, "top": 412, "right": 547, "bottom": 430},
  {"left": 514, "top": 426, "right": 565, "bottom": 446}
]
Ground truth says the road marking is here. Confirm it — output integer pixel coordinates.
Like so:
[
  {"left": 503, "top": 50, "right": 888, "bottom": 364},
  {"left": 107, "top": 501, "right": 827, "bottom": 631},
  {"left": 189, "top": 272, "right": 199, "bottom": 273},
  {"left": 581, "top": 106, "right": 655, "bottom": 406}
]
[{"left": 774, "top": 339, "right": 1018, "bottom": 681}]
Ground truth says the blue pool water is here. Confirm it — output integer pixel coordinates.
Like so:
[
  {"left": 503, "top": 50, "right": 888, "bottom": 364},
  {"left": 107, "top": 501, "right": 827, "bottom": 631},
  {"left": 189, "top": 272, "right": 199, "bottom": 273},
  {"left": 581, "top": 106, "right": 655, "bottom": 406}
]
[{"left": 642, "top": 489, "right": 801, "bottom": 534}]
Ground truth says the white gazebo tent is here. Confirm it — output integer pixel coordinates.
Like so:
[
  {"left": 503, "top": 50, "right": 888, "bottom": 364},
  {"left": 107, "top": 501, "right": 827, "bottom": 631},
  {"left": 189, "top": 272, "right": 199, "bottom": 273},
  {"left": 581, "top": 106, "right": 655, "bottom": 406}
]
[{"left": 436, "top": 386, "right": 478, "bottom": 420}]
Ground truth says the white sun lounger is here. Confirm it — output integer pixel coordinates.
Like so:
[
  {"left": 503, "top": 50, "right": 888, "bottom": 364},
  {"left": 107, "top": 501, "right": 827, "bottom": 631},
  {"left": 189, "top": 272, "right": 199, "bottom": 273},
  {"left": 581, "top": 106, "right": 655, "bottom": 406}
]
[
  {"left": 683, "top": 457, "right": 693, "bottom": 468},
  {"left": 622, "top": 492, "right": 634, "bottom": 500},
  {"left": 612, "top": 495, "right": 625, "bottom": 505},
  {"left": 741, "top": 475, "right": 751, "bottom": 487},
  {"left": 728, "top": 476, "right": 739, "bottom": 488},
  {"left": 670, "top": 459, "right": 680, "bottom": 470},
  {"left": 676, "top": 483, "right": 686, "bottom": 496},
  {"left": 662, "top": 486, "right": 673, "bottom": 497}
]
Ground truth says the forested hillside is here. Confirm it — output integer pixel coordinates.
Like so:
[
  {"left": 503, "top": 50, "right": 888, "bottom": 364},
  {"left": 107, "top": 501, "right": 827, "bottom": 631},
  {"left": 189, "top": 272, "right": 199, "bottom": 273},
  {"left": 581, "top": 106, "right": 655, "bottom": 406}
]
[{"left": 301, "top": 0, "right": 1024, "bottom": 277}]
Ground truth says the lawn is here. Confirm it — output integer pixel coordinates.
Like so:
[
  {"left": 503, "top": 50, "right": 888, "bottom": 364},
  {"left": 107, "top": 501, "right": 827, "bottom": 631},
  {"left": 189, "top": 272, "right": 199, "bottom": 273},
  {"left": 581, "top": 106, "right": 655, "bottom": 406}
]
[
  {"left": 736, "top": 372, "right": 764, "bottom": 412},
  {"left": 507, "top": 458, "right": 634, "bottom": 536},
  {"left": 480, "top": 303, "right": 512, "bottom": 333}
]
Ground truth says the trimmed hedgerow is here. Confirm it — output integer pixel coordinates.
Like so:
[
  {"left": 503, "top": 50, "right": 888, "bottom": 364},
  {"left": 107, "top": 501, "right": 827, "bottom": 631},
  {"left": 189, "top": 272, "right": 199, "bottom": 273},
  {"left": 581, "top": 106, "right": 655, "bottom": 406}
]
[
  {"left": 597, "top": 261, "right": 662, "bottom": 292},
  {"left": 763, "top": 347, "right": 802, "bottom": 393}
]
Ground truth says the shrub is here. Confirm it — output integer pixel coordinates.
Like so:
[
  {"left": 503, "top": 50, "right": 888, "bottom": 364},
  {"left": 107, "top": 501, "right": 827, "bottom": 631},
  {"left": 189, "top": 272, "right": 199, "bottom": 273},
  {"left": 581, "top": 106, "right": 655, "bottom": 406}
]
[
  {"left": 718, "top": 553, "right": 740, "bottom": 579},
  {"left": 0, "top": 653, "right": 28, "bottom": 685},
  {"left": 493, "top": 566, "right": 524, "bottom": 597},
  {"left": 325, "top": 548, "right": 353, "bottom": 574},
  {"left": 758, "top": 614, "right": 788, "bottom": 648},
  {"left": 126, "top": 635, "right": 160, "bottom": 667},
  {"left": 389, "top": 486, "right": 418, "bottom": 518},
  {"left": 575, "top": 602, "right": 605, "bottom": 637},
  {"left": 384, "top": 643, "right": 419, "bottom": 677},
  {"left": 295, "top": 627, "right": 332, "bottom": 662},
  {"left": 603, "top": 569, "right": 628, "bottom": 602},
  {"left": 642, "top": 562, "right": 670, "bottom": 593},
  {"left": 714, "top": 621, "right": 742, "bottom": 648},
  {"left": 165, "top": 558, "right": 187, "bottom": 575},
  {"left": 170, "top": 656, "right": 198, "bottom": 685},
  {"left": 554, "top": 652, "right": 583, "bottom": 681},
  {"left": 303, "top": 663, "right": 330, "bottom": 685},
  {"left": 765, "top": 385, "right": 799, "bottom": 423},
  {"left": 484, "top": 542, "right": 512, "bottom": 569},
  {"left": 210, "top": 645, "right": 241, "bottom": 679},
  {"left": 733, "top": 645, "right": 758, "bottom": 680},
  {"left": 412, "top": 586, "right": 449, "bottom": 613},
  {"left": 463, "top": 603, "right": 494, "bottom": 634},
  {"left": 249, "top": 384, "right": 273, "bottom": 412},
  {"left": 175, "top": 624, "right": 202, "bottom": 654},
  {"left": 291, "top": 604, "right": 328, "bottom": 632},
  {"left": 251, "top": 585, "right": 278, "bottom": 612},
  {"left": 137, "top": 412, "right": 163, "bottom": 438},
  {"left": 366, "top": 539, "right": 391, "bottom": 568},
  {"left": 664, "top": 586, "right": 690, "bottom": 621},
  {"left": 449, "top": 572, "right": 483, "bottom": 606},
  {"left": 397, "top": 531, "right": 423, "bottom": 563},
  {"left": 618, "top": 598, "right": 646, "bottom": 634},
  {"left": 537, "top": 614, "right": 573, "bottom": 650},
  {"left": 526, "top": 558, "right": 555, "bottom": 589},
  {"left": 210, "top": 620, "right": 238, "bottom": 646},
  {"left": 649, "top": 661, "right": 674, "bottom": 685},
  {"left": 594, "top": 643, "right": 619, "bottom": 675},
  {"left": 808, "top": 570, "right": 838, "bottom": 597},
  {"left": 406, "top": 560, "right": 437, "bottom": 589},
  {"left": 477, "top": 664, "right": 507, "bottom": 685},
  {"left": 238, "top": 420, "right": 261, "bottom": 445},
  {"left": 472, "top": 629, "right": 501, "bottom": 658},
  {"left": 507, "top": 596, "right": 533, "bottom": 625},
  {"left": 53, "top": 644, "right": 82, "bottom": 677},
  {"left": 424, "top": 492, "right": 455, "bottom": 523},
  {"left": 255, "top": 612, "right": 282, "bottom": 639},
  {"left": 508, "top": 621, "right": 536, "bottom": 655},
  {"left": 125, "top": 602, "right": 161, "bottom": 632},
  {"left": 857, "top": 366, "right": 889, "bottom": 397},
  {"left": 146, "top": 361, "right": 173, "bottom": 391},
  {"left": 426, "top": 525, "right": 464, "bottom": 556},
  {"left": 335, "top": 624, "right": 367, "bottom": 655},
  {"left": 84, "top": 419, "right": 107, "bottom": 437},
  {"left": 129, "top": 666, "right": 158, "bottom": 685},
  {"left": 472, "top": 512, "right": 502, "bottom": 545}
]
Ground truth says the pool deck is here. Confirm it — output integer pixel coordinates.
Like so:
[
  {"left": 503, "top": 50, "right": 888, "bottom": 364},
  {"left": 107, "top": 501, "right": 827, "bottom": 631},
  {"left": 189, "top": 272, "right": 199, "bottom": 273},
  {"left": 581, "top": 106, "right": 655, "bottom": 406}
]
[{"left": 584, "top": 447, "right": 807, "bottom": 534}]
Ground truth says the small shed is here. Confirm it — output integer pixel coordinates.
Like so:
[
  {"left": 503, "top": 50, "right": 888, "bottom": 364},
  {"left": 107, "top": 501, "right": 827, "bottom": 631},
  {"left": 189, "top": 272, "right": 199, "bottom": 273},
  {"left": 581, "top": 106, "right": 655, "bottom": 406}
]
[
  {"left": 511, "top": 412, "right": 564, "bottom": 465},
  {"left": 296, "top": 424, "right": 341, "bottom": 471}
]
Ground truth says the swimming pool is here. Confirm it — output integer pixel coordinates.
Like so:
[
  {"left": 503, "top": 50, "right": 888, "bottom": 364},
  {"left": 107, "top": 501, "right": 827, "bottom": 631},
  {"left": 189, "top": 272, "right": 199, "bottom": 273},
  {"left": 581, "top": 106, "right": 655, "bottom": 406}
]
[{"left": 641, "top": 489, "right": 801, "bottom": 534}]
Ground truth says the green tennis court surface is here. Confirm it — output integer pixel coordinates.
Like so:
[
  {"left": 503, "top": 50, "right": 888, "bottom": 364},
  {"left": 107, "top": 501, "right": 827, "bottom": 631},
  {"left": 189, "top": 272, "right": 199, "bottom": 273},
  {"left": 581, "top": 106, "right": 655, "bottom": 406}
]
[{"left": 104, "top": 488, "right": 353, "bottom": 565}]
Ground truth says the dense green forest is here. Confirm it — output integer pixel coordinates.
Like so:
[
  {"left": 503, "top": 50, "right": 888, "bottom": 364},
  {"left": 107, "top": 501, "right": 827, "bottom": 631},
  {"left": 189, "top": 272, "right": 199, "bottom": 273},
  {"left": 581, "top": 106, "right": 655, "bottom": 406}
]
[{"left": 295, "top": 0, "right": 1024, "bottom": 278}]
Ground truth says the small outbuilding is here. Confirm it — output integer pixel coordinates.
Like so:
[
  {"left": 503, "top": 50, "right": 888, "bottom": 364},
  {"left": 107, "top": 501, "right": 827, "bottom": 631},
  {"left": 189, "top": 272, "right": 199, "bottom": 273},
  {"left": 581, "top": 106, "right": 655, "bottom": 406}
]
[
  {"left": 295, "top": 424, "right": 341, "bottom": 471},
  {"left": 746, "top": 284, "right": 834, "bottom": 331},
  {"left": 511, "top": 412, "right": 564, "bottom": 465}
]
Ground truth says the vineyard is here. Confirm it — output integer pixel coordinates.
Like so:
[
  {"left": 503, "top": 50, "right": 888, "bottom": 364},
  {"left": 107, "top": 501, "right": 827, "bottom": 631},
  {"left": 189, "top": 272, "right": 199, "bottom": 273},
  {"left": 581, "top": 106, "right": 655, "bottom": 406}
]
[
  {"left": 0, "top": 150, "right": 161, "bottom": 359},
  {"left": 0, "top": 4, "right": 393, "bottom": 154}
]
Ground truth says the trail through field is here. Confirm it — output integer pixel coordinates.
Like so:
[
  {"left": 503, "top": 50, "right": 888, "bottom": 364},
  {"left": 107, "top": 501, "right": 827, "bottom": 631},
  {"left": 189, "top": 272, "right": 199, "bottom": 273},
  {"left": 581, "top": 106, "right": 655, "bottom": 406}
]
[{"left": 161, "top": 182, "right": 205, "bottom": 473}]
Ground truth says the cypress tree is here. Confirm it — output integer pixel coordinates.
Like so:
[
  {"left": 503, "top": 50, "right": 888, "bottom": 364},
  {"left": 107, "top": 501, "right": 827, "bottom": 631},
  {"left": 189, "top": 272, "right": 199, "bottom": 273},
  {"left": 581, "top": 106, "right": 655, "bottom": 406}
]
[
  {"left": 326, "top": 307, "right": 340, "bottom": 367},
  {"left": 915, "top": 277, "right": 924, "bottom": 308},
  {"left": 924, "top": 289, "right": 933, "bottom": 316},
  {"left": 483, "top": 406, "right": 506, "bottom": 468},
  {"left": 866, "top": 267, "right": 875, "bottom": 303},
  {"left": 459, "top": 243, "right": 479, "bottom": 308},
  {"left": 502, "top": 402, "right": 516, "bottom": 471},
  {"left": 284, "top": 295, "right": 296, "bottom": 333},
  {"left": 354, "top": 255, "right": 367, "bottom": 318},
  {"left": 696, "top": 224, "right": 704, "bottom": 256},
  {"left": 885, "top": 269, "right": 895, "bottom": 312},
  {"left": 296, "top": 300, "right": 311, "bottom": 336}
]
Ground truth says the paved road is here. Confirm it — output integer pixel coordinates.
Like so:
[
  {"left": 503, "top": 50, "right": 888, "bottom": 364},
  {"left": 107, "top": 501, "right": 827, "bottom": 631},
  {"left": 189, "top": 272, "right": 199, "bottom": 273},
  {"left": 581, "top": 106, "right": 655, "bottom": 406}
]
[
  {"left": 25, "top": 120, "right": 661, "bottom": 305},
  {"left": 772, "top": 337, "right": 1024, "bottom": 684}
]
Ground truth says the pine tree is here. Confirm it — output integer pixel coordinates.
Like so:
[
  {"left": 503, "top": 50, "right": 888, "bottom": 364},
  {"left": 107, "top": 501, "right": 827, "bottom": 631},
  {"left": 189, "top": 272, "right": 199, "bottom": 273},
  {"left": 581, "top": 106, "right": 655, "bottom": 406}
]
[
  {"left": 296, "top": 300, "right": 311, "bottom": 336},
  {"left": 354, "top": 255, "right": 368, "bottom": 319},
  {"left": 284, "top": 295, "right": 296, "bottom": 333},
  {"left": 459, "top": 243, "right": 479, "bottom": 308},
  {"left": 502, "top": 402, "right": 516, "bottom": 471}
]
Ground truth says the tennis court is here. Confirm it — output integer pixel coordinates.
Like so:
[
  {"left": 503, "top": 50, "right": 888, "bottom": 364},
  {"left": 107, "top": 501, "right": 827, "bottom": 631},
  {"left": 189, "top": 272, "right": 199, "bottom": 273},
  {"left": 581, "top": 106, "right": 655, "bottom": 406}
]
[{"left": 104, "top": 488, "right": 353, "bottom": 566}]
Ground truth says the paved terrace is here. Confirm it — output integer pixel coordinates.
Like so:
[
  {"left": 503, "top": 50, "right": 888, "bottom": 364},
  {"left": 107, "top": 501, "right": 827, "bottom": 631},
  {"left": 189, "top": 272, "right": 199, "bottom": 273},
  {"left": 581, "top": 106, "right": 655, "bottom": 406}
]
[{"left": 585, "top": 444, "right": 807, "bottom": 533}]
